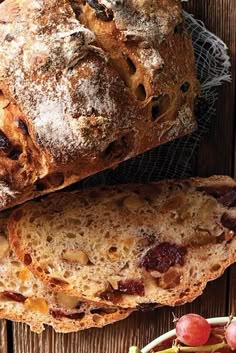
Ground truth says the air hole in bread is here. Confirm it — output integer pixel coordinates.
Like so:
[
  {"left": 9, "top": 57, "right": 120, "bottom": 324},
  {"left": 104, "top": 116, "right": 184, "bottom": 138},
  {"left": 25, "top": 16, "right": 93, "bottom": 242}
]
[
  {"left": 179, "top": 290, "right": 188, "bottom": 299},
  {"left": 109, "top": 246, "right": 117, "bottom": 253},
  {"left": 126, "top": 57, "right": 136, "bottom": 75},
  {"left": 67, "top": 218, "right": 81, "bottom": 226},
  {"left": 35, "top": 180, "right": 46, "bottom": 191},
  {"left": 211, "top": 264, "right": 221, "bottom": 272},
  {"left": 49, "top": 277, "right": 69, "bottom": 287},
  {"left": 135, "top": 84, "right": 147, "bottom": 101},
  {"left": 180, "top": 82, "right": 190, "bottom": 93},
  {"left": 90, "top": 308, "right": 107, "bottom": 315},
  {"left": 35, "top": 172, "right": 65, "bottom": 191},
  {"left": 8, "top": 146, "right": 22, "bottom": 160},
  {"left": 102, "top": 134, "right": 131, "bottom": 161},
  {"left": 16, "top": 119, "right": 29, "bottom": 135},
  {"left": 174, "top": 22, "right": 184, "bottom": 35},
  {"left": 0, "top": 129, "right": 11, "bottom": 152},
  {"left": 46, "top": 236, "right": 53, "bottom": 243},
  {"left": 10, "top": 261, "right": 21, "bottom": 267},
  {"left": 86, "top": 219, "right": 93, "bottom": 227},
  {"left": 151, "top": 95, "right": 170, "bottom": 121},
  {"left": 66, "top": 233, "right": 77, "bottom": 239}
]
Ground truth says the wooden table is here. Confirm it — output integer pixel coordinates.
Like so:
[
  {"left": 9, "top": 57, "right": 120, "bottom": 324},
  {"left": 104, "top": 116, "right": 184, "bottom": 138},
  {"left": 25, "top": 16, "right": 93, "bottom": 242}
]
[{"left": 0, "top": 1, "right": 236, "bottom": 352}]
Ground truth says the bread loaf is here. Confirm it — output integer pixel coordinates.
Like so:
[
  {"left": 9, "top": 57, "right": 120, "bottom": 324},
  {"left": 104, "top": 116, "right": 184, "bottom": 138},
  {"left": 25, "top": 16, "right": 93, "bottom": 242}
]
[
  {"left": 0, "top": 0, "right": 199, "bottom": 211},
  {"left": 9, "top": 176, "right": 236, "bottom": 309},
  {"left": 0, "top": 216, "right": 132, "bottom": 333}
]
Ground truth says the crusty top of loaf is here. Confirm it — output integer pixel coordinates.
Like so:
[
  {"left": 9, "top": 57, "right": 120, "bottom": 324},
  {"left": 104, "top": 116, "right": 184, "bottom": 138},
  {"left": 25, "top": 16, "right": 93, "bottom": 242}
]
[
  {"left": 0, "top": 0, "right": 142, "bottom": 162},
  {"left": 0, "top": 0, "right": 199, "bottom": 211},
  {"left": 94, "top": 0, "right": 182, "bottom": 43},
  {"left": 0, "top": 0, "right": 190, "bottom": 163}
]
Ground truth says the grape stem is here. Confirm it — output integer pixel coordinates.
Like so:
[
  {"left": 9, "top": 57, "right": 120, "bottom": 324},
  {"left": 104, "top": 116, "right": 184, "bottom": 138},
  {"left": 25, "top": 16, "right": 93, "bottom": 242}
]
[
  {"left": 129, "top": 341, "right": 229, "bottom": 353},
  {"left": 156, "top": 342, "right": 227, "bottom": 353}
]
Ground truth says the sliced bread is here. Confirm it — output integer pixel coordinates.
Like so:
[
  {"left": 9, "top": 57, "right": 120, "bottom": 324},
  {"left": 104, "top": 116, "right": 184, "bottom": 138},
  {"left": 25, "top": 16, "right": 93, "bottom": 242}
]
[
  {"left": 0, "top": 216, "right": 132, "bottom": 333},
  {"left": 8, "top": 175, "right": 236, "bottom": 309}
]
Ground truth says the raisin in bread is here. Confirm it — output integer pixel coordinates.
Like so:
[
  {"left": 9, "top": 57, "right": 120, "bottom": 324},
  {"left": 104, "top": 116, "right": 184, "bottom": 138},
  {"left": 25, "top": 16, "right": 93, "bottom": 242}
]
[
  {"left": 0, "top": 0, "right": 199, "bottom": 211},
  {"left": 9, "top": 176, "right": 236, "bottom": 309},
  {"left": 0, "top": 216, "right": 132, "bottom": 333}
]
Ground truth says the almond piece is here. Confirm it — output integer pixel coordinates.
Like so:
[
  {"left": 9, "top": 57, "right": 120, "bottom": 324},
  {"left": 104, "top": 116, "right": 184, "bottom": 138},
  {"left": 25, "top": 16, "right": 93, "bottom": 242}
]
[
  {"left": 160, "top": 193, "right": 185, "bottom": 212},
  {"left": 123, "top": 195, "right": 145, "bottom": 210},
  {"left": 0, "top": 236, "right": 9, "bottom": 259},
  {"left": 62, "top": 250, "right": 89, "bottom": 265},
  {"left": 56, "top": 292, "right": 80, "bottom": 309},
  {"left": 24, "top": 297, "right": 48, "bottom": 314},
  {"left": 109, "top": 279, "right": 119, "bottom": 290},
  {"left": 18, "top": 268, "right": 31, "bottom": 281},
  {"left": 0, "top": 96, "right": 10, "bottom": 109},
  {"left": 198, "top": 198, "right": 218, "bottom": 221}
]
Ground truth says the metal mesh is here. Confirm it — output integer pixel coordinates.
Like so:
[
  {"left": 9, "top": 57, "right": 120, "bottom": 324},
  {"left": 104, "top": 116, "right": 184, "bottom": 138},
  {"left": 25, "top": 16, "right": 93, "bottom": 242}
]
[{"left": 81, "top": 12, "right": 231, "bottom": 187}]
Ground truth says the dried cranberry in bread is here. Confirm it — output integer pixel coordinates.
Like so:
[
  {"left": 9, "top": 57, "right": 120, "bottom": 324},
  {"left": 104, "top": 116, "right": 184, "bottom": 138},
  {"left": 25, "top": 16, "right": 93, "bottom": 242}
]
[
  {"left": 0, "top": 0, "right": 199, "bottom": 211},
  {"left": 0, "top": 216, "right": 132, "bottom": 333},
  {"left": 9, "top": 176, "right": 236, "bottom": 309}
]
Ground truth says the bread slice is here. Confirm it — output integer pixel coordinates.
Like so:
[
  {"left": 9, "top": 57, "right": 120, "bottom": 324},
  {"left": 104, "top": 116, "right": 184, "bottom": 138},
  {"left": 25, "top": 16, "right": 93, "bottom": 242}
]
[
  {"left": 0, "top": 216, "right": 132, "bottom": 333},
  {"left": 9, "top": 176, "right": 236, "bottom": 309}
]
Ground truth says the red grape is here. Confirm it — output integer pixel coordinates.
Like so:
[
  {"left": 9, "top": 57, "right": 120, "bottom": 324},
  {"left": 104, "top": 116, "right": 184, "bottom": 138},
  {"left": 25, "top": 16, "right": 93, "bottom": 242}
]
[
  {"left": 225, "top": 321, "right": 236, "bottom": 349},
  {"left": 176, "top": 314, "right": 211, "bottom": 346}
]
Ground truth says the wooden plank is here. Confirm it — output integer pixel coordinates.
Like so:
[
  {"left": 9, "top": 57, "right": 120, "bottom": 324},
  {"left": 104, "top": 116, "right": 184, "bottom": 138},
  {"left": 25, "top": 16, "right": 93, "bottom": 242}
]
[
  {"left": 0, "top": 321, "right": 8, "bottom": 353},
  {"left": 11, "top": 1, "right": 235, "bottom": 353},
  {"left": 228, "top": 264, "right": 236, "bottom": 316},
  {"left": 184, "top": 0, "right": 236, "bottom": 177}
]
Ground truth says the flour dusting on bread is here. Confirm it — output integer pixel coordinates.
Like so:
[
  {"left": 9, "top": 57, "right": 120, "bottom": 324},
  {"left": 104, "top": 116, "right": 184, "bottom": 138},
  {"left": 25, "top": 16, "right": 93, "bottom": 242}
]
[
  {"left": 100, "top": 0, "right": 181, "bottom": 43},
  {"left": 0, "top": 0, "right": 199, "bottom": 211},
  {"left": 0, "top": 182, "right": 17, "bottom": 208}
]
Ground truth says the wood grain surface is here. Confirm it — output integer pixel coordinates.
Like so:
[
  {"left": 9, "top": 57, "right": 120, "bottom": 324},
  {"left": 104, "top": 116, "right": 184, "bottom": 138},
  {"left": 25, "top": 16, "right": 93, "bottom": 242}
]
[
  {"left": 184, "top": 0, "right": 236, "bottom": 177},
  {"left": 0, "top": 321, "right": 7, "bottom": 353},
  {"left": 1, "top": 1, "right": 235, "bottom": 353}
]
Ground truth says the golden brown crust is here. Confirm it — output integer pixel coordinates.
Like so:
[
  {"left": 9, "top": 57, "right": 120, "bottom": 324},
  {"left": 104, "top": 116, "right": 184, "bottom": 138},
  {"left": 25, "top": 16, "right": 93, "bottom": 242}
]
[
  {"left": 0, "top": 304, "right": 132, "bottom": 333},
  {"left": 0, "top": 0, "right": 199, "bottom": 211}
]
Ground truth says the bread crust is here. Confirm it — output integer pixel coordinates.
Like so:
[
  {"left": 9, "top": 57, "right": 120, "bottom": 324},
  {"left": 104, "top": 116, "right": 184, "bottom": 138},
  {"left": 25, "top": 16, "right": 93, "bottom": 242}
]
[
  {"left": 8, "top": 175, "right": 236, "bottom": 309},
  {"left": 0, "top": 0, "right": 199, "bottom": 211},
  {"left": 0, "top": 306, "right": 132, "bottom": 333}
]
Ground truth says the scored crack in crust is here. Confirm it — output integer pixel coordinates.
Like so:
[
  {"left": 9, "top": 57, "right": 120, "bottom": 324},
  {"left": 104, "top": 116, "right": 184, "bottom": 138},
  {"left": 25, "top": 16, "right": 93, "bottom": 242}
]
[
  {"left": 0, "top": 215, "right": 133, "bottom": 333},
  {"left": 0, "top": 0, "right": 199, "bottom": 211},
  {"left": 8, "top": 175, "right": 236, "bottom": 309}
]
